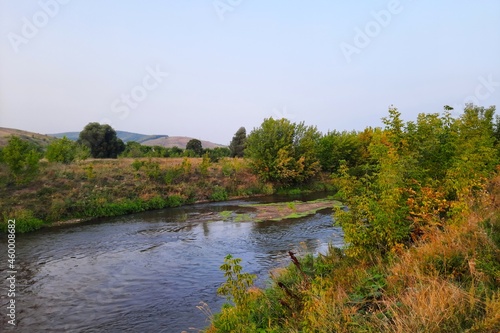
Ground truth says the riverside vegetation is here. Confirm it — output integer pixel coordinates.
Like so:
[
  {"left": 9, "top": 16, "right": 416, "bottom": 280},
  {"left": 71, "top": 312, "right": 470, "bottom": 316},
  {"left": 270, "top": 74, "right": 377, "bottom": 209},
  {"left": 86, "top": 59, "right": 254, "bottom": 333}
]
[
  {"left": 1, "top": 104, "right": 500, "bottom": 331},
  {"left": 0, "top": 120, "right": 334, "bottom": 233},
  {"left": 0, "top": 156, "right": 291, "bottom": 233},
  {"left": 204, "top": 105, "right": 500, "bottom": 332}
]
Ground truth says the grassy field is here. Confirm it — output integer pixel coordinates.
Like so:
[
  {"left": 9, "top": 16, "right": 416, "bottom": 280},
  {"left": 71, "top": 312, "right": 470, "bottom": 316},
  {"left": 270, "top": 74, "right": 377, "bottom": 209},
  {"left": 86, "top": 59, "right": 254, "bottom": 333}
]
[{"left": 0, "top": 157, "right": 275, "bottom": 232}]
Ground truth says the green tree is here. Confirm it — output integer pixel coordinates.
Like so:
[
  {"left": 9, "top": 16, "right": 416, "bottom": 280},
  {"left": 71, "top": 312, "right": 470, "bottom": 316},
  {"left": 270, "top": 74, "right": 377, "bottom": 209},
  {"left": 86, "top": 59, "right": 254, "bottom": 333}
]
[
  {"left": 245, "top": 118, "right": 321, "bottom": 184},
  {"left": 404, "top": 111, "right": 457, "bottom": 183},
  {"left": 186, "top": 139, "right": 203, "bottom": 156},
  {"left": 167, "top": 146, "right": 184, "bottom": 157},
  {"left": 229, "top": 127, "right": 246, "bottom": 157},
  {"left": 445, "top": 104, "right": 498, "bottom": 204},
  {"left": 46, "top": 136, "right": 78, "bottom": 164},
  {"left": 1, "top": 136, "right": 41, "bottom": 183},
  {"left": 317, "top": 130, "right": 362, "bottom": 172},
  {"left": 122, "top": 141, "right": 144, "bottom": 158},
  {"left": 78, "top": 123, "right": 125, "bottom": 158},
  {"left": 335, "top": 105, "right": 499, "bottom": 257},
  {"left": 205, "top": 147, "right": 231, "bottom": 162},
  {"left": 75, "top": 144, "right": 91, "bottom": 161}
]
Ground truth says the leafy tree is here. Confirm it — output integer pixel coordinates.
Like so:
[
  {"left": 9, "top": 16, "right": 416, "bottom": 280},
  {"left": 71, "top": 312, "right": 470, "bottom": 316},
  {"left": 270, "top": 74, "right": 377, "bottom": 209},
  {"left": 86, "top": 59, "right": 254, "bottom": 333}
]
[
  {"left": 1, "top": 136, "right": 41, "bottom": 183},
  {"left": 186, "top": 139, "right": 203, "bottom": 156},
  {"left": 493, "top": 114, "right": 500, "bottom": 146},
  {"left": 205, "top": 147, "right": 231, "bottom": 162},
  {"left": 167, "top": 146, "right": 184, "bottom": 157},
  {"left": 334, "top": 105, "right": 499, "bottom": 257},
  {"left": 404, "top": 111, "right": 457, "bottom": 183},
  {"left": 445, "top": 104, "right": 497, "bottom": 204},
  {"left": 121, "top": 142, "right": 169, "bottom": 158},
  {"left": 75, "top": 144, "right": 91, "bottom": 161},
  {"left": 229, "top": 127, "right": 246, "bottom": 157},
  {"left": 122, "top": 141, "right": 144, "bottom": 158},
  {"left": 78, "top": 122, "right": 125, "bottom": 158},
  {"left": 245, "top": 118, "right": 321, "bottom": 184},
  {"left": 317, "top": 130, "right": 362, "bottom": 172},
  {"left": 46, "top": 136, "right": 78, "bottom": 164}
]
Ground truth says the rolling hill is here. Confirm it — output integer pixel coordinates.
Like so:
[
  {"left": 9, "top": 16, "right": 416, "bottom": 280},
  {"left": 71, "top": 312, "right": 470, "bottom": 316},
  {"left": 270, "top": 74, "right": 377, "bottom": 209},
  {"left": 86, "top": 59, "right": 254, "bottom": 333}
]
[
  {"left": 0, "top": 127, "right": 55, "bottom": 147},
  {"left": 49, "top": 131, "right": 226, "bottom": 149},
  {"left": 0, "top": 127, "right": 225, "bottom": 149},
  {"left": 141, "top": 136, "right": 225, "bottom": 149},
  {"left": 50, "top": 130, "right": 166, "bottom": 144}
]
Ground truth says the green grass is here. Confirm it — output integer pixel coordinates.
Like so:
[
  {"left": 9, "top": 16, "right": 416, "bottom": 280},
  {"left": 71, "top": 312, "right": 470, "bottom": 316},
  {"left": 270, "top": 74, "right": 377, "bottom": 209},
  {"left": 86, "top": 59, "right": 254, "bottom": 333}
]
[
  {"left": 0, "top": 158, "right": 271, "bottom": 233},
  {"left": 0, "top": 210, "right": 46, "bottom": 233}
]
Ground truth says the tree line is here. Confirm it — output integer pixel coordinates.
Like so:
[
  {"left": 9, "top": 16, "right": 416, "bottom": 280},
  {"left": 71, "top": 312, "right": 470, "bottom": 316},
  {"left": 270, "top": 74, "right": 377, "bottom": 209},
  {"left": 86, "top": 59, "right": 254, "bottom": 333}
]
[
  {"left": 0, "top": 122, "right": 234, "bottom": 184},
  {"left": 2, "top": 104, "right": 500, "bottom": 191}
]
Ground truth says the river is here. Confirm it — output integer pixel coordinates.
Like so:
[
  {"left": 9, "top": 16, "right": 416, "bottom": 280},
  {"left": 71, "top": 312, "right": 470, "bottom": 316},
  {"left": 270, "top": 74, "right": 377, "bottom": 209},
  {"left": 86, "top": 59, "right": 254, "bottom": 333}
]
[{"left": 0, "top": 195, "right": 343, "bottom": 333}]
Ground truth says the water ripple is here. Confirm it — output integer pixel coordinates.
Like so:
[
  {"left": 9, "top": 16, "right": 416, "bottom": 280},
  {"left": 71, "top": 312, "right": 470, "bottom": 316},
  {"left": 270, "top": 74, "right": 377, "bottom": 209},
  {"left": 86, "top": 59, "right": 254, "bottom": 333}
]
[{"left": 0, "top": 196, "right": 343, "bottom": 332}]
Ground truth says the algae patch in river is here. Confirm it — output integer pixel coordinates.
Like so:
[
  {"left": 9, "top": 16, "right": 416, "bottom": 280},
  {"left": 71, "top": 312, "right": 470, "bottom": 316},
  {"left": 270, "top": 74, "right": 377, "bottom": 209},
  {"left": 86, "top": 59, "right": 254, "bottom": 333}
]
[{"left": 217, "top": 198, "right": 343, "bottom": 222}]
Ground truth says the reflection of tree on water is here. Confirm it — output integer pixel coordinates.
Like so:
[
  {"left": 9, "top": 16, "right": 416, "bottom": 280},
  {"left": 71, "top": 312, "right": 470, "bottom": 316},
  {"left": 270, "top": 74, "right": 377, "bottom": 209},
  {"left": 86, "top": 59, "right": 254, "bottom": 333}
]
[
  {"left": 177, "top": 213, "right": 188, "bottom": 222},
  {"left": 202, "top": 222, "right": 209, "bottom": 237},
  {"left": 249, "top": 214, "right": 336, "bottom": 257}
]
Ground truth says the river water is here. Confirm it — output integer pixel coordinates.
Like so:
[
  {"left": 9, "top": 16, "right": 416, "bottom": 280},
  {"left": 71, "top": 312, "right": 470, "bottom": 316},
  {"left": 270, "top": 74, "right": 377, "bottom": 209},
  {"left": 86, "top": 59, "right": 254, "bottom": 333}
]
[{"left": 1, "top": 195, "right": 343, "bottom": 333}]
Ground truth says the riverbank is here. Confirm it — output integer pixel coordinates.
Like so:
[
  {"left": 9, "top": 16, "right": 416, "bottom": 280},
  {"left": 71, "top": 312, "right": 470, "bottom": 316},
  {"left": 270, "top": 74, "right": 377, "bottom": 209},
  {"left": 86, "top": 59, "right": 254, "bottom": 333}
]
[
  {"left": 0, "top": 157, "right": 335, "bottom": 233},
  {"left": 205, "top": 176, "right": 500, "bottom": 332}
]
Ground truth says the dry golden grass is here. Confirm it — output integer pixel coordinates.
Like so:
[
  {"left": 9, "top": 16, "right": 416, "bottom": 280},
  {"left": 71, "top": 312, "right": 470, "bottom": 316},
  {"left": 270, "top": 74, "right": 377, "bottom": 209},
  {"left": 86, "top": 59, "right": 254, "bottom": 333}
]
[
  {"left": 256, "top": 178, "right": 500, "bottom": 333},
  {"left": 380, "top": 279, "right": 472, "bottom": 332},
  {"left": 374, "top": 186, "right": 500, "bottom": 332}
]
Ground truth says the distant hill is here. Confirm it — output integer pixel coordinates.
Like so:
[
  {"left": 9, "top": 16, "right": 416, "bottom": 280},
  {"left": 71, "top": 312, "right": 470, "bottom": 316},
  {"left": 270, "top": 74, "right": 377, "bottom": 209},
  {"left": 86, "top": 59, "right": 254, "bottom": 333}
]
[
  {"left": 50, "top": 131, "right": 225, "bottom": 149},
  {"left": 0, "top": 127, "right": 55, "bottom": 147},
  {"left": 141, "top": 136, "right": 225, "bottom": 149},
  {"left": 50, "top": 130, "right": 166, "bottom": 144},
  {"left": 0, "top": 128, "right": 225, "bottom": 149}
]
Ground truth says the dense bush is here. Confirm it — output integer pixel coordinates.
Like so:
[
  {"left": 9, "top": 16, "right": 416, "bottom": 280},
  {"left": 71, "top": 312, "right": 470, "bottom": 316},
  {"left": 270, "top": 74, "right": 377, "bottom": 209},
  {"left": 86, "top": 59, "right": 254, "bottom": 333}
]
[
  {"left": 0, "top": 210, "right": 45, "bottom": 233},
  {"left": 46, "top": 136, "right": 78, "bottom": 164},
  {"left": 1, "top": 136, "right": 41, "bottom": 184},
  {"left": 335, "top": 106, "right": 499, "bottom": 257},
  {"left": 245, "top": 118, "right": 321, "bottom": 185}
]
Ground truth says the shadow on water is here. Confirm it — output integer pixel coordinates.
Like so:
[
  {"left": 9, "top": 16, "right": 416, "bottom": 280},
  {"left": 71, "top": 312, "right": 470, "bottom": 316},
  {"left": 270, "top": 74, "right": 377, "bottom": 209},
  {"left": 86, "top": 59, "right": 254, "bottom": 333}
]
[{"left": 0, "top": 194, "right": 343, "bottom": 333}]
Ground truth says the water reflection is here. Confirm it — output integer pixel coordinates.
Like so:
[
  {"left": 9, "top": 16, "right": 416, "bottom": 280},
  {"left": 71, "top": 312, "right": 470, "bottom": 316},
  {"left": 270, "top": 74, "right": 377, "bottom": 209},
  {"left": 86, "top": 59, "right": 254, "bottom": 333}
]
[{"left": 0, "top": 196, "right": 343, "bottom": 333}]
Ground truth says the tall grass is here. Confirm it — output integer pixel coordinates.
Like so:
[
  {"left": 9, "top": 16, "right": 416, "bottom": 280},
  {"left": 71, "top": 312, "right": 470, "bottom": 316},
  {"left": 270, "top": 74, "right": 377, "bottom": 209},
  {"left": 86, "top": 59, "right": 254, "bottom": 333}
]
[{"left": 0, "top": 158, "right": 269, "bottom": 233}]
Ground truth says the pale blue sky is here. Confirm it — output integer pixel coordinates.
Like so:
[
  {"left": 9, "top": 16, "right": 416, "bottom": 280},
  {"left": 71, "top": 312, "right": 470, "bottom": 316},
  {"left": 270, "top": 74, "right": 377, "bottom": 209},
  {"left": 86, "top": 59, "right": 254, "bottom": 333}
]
[{"left": 1, "top": 0, "right": 499, "bottom": 144}]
